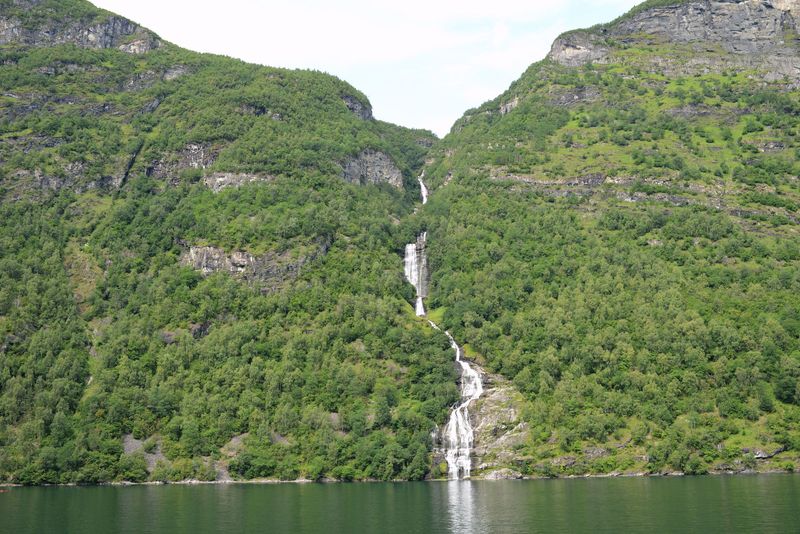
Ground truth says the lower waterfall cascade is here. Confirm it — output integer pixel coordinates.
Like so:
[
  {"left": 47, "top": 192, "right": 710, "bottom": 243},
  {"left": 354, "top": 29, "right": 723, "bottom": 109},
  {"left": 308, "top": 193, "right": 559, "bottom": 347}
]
[{"left": 402, "top": 173, "right": 484, "bottom": 479}]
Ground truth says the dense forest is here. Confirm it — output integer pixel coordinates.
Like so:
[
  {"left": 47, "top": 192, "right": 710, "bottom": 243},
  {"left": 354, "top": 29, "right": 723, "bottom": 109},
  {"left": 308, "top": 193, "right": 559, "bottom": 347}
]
[
  {"left": 0, "top": 0, "right": 452, "bottom": 483},
  {"left": 420, "top": 0, "right": 800, "bottom": 475},
  {"left": 1, "top": 0, "right": 799, "bottom": 483}
]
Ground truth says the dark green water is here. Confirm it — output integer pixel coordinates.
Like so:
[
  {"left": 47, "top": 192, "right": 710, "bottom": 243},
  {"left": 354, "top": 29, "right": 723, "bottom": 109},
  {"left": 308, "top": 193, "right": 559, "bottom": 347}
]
[{"left": 2, "top": 475, "right": 799, "bottom": 533}]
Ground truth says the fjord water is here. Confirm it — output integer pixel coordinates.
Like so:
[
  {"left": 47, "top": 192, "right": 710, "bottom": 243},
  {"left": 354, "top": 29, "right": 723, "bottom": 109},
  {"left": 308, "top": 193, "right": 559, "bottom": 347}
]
[{"left": 2, "top": 476, "right": 798, "bottom": 533}]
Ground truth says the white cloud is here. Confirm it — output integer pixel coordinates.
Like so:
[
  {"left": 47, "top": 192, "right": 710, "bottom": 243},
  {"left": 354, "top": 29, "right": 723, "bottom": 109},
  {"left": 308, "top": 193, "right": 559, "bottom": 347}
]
[{"left": 93, "top": 0, "right": 640, "bottom": 136}]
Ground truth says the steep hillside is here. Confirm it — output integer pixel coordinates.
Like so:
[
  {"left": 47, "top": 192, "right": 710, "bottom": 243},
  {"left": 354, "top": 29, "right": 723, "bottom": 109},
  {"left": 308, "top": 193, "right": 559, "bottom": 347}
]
[
  {"left": 0, "top": 0, "right": 433, "bottom": 200},
  {"left": 0, "top": 0, "right": 453, "bottom": 484},
  {"left": 420, "top": 0, "right": 800, "bottom": 476}
]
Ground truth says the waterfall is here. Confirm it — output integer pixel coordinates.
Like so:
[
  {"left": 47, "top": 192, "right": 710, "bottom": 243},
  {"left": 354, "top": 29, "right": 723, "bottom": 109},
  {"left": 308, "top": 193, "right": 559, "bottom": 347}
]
[
  {"left": 442, "top": 331, "right": 483, "bottom": 479},
  {"left": 404, "top": 173, "right": 484, "bottom": 479},
  {"left": 404, "top": 232, "right": 427, "bottom": 316},
  {"left": 418, "top": 172, "right": 428, "bottom": 205}
]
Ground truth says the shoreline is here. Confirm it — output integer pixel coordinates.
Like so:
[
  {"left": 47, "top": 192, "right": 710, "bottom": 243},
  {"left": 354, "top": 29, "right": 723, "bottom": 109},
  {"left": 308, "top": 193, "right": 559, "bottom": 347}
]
[{"left": 1, "top": 468, "right": 795, "bottom": 488}]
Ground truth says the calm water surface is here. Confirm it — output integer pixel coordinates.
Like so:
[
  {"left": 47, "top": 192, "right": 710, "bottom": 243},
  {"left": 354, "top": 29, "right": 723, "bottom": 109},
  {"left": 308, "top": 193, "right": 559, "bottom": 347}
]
[{"left": 2, "top": 475, "right": 799, "bottom": 533}]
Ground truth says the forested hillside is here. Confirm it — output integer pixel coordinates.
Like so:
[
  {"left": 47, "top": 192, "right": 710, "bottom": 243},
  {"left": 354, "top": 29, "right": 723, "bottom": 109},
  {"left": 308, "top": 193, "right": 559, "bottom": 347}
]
[
  {"left": 1, "top": 0, "right": 799, "bottom": 484},
  {"left": 0, "top": 0, "right": 452, "bottom": 484},
  {"left": 420, "top": 0, "right": 800, "bottom": 475}
]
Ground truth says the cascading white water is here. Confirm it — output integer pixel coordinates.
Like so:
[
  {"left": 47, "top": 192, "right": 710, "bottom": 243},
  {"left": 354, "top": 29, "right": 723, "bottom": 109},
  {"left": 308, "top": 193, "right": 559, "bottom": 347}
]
[
  {"left": 405, "top": 173, "right": 484, "bottom": 479},
  {"left": 418, "top": 172, "right": 429, "bottom": 205},
  {"left": 442, "top": 331, "right": 483, "bottom": 479},
  {"left": 404, "top": 231, "right": 427, "bottom": 316}
]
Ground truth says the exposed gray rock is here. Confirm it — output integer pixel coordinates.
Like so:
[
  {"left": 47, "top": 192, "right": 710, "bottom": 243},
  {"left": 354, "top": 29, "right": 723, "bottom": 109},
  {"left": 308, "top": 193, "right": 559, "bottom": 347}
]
[
  {"left": 163, "top": 65, "right": 189, "bottom": 81},
  {"left": 547, "top": 0, "right": 799, "bottom": 81},
  {"left": 617, "top": 191, "right": 692, "bottom": 206},
  {"left": 745, "top": 445, "right": 787, "bottom": 459},
  {"left": 238, "top": 103, "right": 282, "bottom": 120},
  {"left": 611, "top": 0, "right": 796, "bottom": 55},
  {"left": 215, "top": 433, "right": 248, "bottom": 482},
  {"left": 180, "top": 239, "right": 330, "bottom": 292},
  {"left": 203, "top": 172, "right": 276, "bottom": 192},
  {"left": 122, "top": 434, "right": 166, "bottom": 473},
  {"left": 547, "top": 86, "right": 602, "bottom": 107},
  {"left": 548, "top": 31, "right": 610, "bottom": 67},
  {"left": 499, "top": 96, "right": 520, "bottom": 114},
  {"left": 492, "top": 171, "right": 607, "bottom": 187},
  {"left": 121, "top": 70, "right": 160, "bottom": 92},
  {"left": 483, "top": 468, "right": 524, "bottom": 480},
  {"left": 583, "top": 446, "right": 609, "bottom": 460},
  {"left": 342, "top": 150, "right": 403, "bottom": 188},
  {"left": 469, "top": 374, "right": 530, "bottom": 478},
  {"left": 0, "top": 13, "right": 159, "bottom": 53},
  {"left": 342, "top": 94, "right": 372, "bottom": 120},
  {"left": 147, "top": 143, "right": 219, "bottom": 182}
]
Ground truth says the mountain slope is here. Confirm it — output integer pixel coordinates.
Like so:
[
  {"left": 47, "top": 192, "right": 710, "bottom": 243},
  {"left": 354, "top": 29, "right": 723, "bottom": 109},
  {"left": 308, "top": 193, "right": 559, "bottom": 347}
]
[
  {"left": 1, "top": 0, "right": 433, "bottom": 200},
  {"left": 0, "top": 0, "right": 452, "bottom": 484},
  {"left": 419, "top": 0, "right": 800, "bottom": 476}
]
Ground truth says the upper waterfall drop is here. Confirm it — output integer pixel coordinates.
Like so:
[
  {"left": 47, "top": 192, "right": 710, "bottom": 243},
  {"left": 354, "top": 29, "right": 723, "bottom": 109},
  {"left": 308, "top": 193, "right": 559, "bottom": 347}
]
[
  {"left": 404, "top": 172, "right": 429, "bottom": 317},
  {"left": 404, "top": 232, "right": 428, "bottom": 317}
]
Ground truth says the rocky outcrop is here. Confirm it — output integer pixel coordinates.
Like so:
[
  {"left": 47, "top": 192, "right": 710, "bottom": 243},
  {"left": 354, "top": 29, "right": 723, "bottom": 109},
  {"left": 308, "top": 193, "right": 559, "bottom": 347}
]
[
  {"left": 122, "top": 434, "right": 166, "bottom": 473},
  {"left": 430, "top": 368, "right": 530, "bottom": 480},
  {"left": 0, "top": 12, "right": 160, "bottom": 53},
  {"left": 342, "top": 94, "right": 372, "bottom": 120},
  {"left": 499, "top": 96, "right": 520, "bottom": 115},
  {"left": 342, "top": 150, "right": 404, "bottom": 189},
  {"left": 548, "top": 32, "right": 610, "bottom": 67},
  {"left": 611, "top": 0, "right": 796, "bottom": 55},
  {"left": 203, "top": 172, "right": 276, "bottom": 192},
  {"left": 547, "top": 86, "right": 602, "bottom": 107},
  {"left": 180, "top": 239, "right": 330, "bottom": 292},
  {"left": 547, "top": 0, "right": 799, "bottom": 80},
  {"left": 469, "top": 374, "right": 530, "bottom": 479},
  {"left": 147, "top": 144, "right": 219, "bottom": 183}
]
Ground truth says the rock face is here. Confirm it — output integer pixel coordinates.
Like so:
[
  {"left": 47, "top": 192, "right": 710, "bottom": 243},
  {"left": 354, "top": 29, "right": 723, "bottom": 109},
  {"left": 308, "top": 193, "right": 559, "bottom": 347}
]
[
  {"left": 430, "top": 369, "right": 530, "bottom": 480},
  {"left": 0, "top": 10, "right": 159, "bottom": 53},
  {"left": 549, "top": 32, "right": 610, "bottom": 67},
  {"left": 342, "top": 94, "right": 373, "bottom": 120},
  {"left": 147, "top": 144, "right": 219, "bottom": 183},
  {"left": 180, "top": 240, "right": 330, "bottom": 292},
  {"left": 548, "top": 0, "right": 799, "bottom": 80},
  {"left": 203, "top": 172, "right": 275, "bottom": 193},
  {"left": 469, "top": 374, "right": 530, "bottom": 479},
  {"left": 499, "top": 96, "right": 520, "bottom": 115},
  {"left": 611, "top": 0, "right": 796, "bottom": 54},
  {"left": 122, "top": 434, "right": 166, "bottom": 473},
  {"left": 342, "top": 150, "right": 404, "bottom": 189}
]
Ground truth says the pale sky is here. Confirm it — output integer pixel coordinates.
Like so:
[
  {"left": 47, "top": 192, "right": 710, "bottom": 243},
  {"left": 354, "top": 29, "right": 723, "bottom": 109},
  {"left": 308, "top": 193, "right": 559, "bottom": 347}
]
[{"left": 93, "top": 0, "right": 640, "bottom": 136}]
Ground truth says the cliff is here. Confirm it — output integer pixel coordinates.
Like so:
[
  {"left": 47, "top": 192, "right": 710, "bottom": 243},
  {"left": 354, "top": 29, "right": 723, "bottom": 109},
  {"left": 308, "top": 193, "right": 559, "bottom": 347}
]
[
  {"left": 0, "top": 0, "right": 160, "bottom": 52},
  {"left": 549, "top": 0, "right": 799, "bottom": 81}
]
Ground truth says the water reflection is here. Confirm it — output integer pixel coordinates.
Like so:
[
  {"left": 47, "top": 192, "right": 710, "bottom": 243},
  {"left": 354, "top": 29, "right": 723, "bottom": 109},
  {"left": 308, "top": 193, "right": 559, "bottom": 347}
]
[
  {"left": 446, "top": 480, "right": 477, "bottom": 534},
  {"left": 2, "top": 475, "right": 799, "bottom": 534}
]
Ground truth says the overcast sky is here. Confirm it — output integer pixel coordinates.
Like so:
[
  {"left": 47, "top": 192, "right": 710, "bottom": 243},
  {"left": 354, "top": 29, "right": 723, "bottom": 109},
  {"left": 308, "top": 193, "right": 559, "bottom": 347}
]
[{"left": 93, "top": 0, "right": 640, "bottom": 137}]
